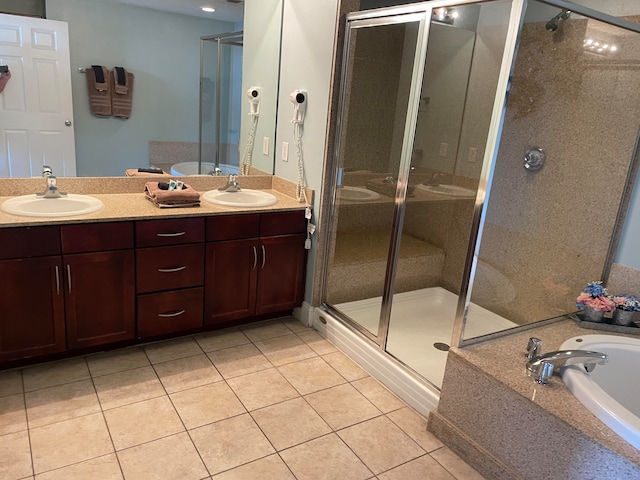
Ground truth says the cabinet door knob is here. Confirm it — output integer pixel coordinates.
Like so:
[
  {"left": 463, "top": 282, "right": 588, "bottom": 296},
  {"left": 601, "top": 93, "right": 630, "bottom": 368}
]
[
  {"left": 252, "top": 246, "right": 257, "bottom": 270},
  {"left": 261, "top": 245, "right": 266, "bottom": 269},
  {"left": 55, "top": 265, "right": 60, "bottom": 296}
]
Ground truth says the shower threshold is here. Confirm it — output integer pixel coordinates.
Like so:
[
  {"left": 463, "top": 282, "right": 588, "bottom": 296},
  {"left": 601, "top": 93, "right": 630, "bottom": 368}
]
[{"left": 334, "top": 287, "right": 516, "bottom": 389}]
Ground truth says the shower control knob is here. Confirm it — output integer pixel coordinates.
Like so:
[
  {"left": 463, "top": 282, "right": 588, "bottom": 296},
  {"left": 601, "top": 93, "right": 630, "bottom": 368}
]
[{"left": 523, "top": 147, "right": 546, "bottom": 171}]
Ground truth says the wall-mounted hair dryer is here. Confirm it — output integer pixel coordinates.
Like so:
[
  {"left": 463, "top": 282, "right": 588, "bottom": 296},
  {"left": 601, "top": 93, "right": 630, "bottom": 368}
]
[
  {"left": 247, "top": 86, "right": 261, "bottom": 116},
  {"left": 290, "top": 89, "right": 307, "bottom": 125}
]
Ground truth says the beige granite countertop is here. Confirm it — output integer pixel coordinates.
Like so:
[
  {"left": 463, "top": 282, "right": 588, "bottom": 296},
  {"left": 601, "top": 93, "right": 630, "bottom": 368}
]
[
  {"left": 454, "top": 320, "right": 640, "bottom": 465},
  {"left": 0, "top": 175, "right": 311, "bottom": 227}
]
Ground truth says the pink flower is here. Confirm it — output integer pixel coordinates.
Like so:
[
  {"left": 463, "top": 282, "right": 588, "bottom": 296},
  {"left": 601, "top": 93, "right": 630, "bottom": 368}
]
[{"left": 585, "top": 295, "right": 615, "bottom": 312}]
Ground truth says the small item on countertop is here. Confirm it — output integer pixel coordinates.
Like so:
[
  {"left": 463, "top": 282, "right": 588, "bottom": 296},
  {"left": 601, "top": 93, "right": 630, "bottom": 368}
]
[
  {"left": 144, "top": 182, "right": 200, "bottom": 208},
  {"left": 138, "top": 167, "right": 164, "bottom": 174}
]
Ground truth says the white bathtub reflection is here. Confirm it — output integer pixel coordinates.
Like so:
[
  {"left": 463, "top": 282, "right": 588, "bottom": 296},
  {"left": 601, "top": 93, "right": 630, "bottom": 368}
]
[{"left": 170, "top": 162, "right": 239, "bottom": 176}]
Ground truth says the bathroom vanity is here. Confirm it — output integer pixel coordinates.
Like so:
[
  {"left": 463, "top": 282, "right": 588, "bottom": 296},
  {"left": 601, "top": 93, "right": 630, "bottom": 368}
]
[{"left": 0, "top": 176, "right": 309, "bottom": 366}]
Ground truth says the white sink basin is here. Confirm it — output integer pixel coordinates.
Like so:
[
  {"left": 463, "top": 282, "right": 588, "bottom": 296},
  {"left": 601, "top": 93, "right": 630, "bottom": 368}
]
[
  {"left": 1, "top": 194, "right": 104, "bottom": 218},
  {"left": 202, "top": 189, "right": 278, "bottom": 208},
  {"left": 416, "top": 184, "right": 476, "bottom": 198},
  {"left": 337, "top": 186, "right": 380, "bottom": 202}
]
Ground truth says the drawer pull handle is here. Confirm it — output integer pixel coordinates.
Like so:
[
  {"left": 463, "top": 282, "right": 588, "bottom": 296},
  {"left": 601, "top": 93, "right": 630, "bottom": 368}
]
[
  {"left": 158, "top": 310, "right": 186, "bottom": 318},
  {"left": 156, "top": 232, "right": 186, "bottom": 237},
  {"left": 252, "top": 246, "right": 257, "bottom": 270},
  {"left": 158, "top": 266, "right": 187, "bottom": 273},
  {"left": 55, "top": 265, "right": 60, "bottom": 296},
  {"left": 261, "top": 245, "right": 266, "bottom": 269}
]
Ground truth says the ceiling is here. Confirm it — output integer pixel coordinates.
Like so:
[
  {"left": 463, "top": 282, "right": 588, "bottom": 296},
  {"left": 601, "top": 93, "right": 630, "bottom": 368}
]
[{"left": 104, "top": 0, "right": 244, "bottom": 23}]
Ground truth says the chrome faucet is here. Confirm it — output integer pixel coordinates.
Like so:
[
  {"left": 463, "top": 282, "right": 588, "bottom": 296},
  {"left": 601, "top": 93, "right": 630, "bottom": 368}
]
[
  {"left": 42, "top": 165, "right": 53, "bottom": 177},
  {"left": 525, "top": 337, "right": 608, "bottom": 385},
  {"left": 218, "top": 174, "right": 241, "bottom": 192},
  {"left": 427, "top": 172, "right": 445, "bottom": 186},
  {"left": 37, "top": 175, "right": 67, "bottom": 198}
]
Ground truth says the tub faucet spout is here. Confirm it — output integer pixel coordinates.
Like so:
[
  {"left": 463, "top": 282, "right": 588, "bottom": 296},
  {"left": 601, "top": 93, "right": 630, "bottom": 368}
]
[{"left": 527, "top": 350, "right": 608, "bottom": 377}]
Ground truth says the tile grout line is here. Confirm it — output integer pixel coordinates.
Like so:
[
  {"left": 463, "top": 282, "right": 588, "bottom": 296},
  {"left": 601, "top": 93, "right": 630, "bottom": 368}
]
[
  {"left": 20, "top": 369, "right": 36, "bottom": 480},
  {"left": 142, "top": 344, "right": 215, "bottom": 480}
]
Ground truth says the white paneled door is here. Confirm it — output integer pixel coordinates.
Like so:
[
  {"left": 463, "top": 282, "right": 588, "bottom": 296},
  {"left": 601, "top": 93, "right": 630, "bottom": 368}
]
[{"left": 0, "top": 14, "right": 76, "bottom": 178}]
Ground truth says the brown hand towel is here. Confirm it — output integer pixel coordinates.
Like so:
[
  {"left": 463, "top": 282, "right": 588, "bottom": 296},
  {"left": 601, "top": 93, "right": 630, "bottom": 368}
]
[
  {"left": 365, "top": 178, "right": 416, "bottom": 197},
  {"left": 112, "top": 67, "right": 134, "bottom": 119},
  {"left": 144, "top": 182, "right": 200, "bottom": 208},
  {"left": 86, "top": 66, "right": 111, "bottom": 116}
]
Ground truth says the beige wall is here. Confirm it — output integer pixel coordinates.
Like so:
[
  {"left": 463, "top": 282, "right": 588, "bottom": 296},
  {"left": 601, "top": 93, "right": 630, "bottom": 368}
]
[{"left": 471, "top": 18, "right": 640, "bottom": 324}]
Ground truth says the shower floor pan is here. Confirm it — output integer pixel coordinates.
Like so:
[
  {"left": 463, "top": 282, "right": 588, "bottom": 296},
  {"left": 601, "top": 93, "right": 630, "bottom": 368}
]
[{"left": 335, "top": 287, "right": 516, "bottom": 388}]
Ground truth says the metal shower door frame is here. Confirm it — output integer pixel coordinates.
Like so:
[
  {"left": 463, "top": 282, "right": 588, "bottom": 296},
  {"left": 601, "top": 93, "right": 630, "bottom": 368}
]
[{"left": 198, "top": 31, "right": 243, "bottom": 175}]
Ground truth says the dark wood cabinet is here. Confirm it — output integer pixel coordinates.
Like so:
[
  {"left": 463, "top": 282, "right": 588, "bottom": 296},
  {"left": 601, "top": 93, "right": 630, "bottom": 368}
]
[
  {"left": 0, "top": 210, "right": 306, "bottom": 365},
  {"left": 0, "top": 256, "right": 66, "bottom": 362},
  {"left": 204, "top": 211, "right": 307, "bottom": 326},
  {"left": 135, "top": 218, "right": 206, "bottom": 339},
  {"left": 256, "top": 234, "right": 307, "bottom": 315},
  {"left": 64, "top": 249, "right": 135, "bottom": 349},
  {"left": 60, "top": 222, "right": 136, "bottom": 349}
]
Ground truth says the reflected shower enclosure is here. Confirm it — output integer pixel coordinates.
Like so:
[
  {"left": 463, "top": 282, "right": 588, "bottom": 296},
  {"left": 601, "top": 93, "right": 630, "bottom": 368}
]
[{"left": 192, "top": 31, "right": 243, "bottom": 176}]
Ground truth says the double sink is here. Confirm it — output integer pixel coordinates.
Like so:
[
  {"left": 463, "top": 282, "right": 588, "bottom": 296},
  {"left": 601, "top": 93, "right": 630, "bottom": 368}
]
[{"left": 1, "top": 189, "right": 278, "bottom": 218}]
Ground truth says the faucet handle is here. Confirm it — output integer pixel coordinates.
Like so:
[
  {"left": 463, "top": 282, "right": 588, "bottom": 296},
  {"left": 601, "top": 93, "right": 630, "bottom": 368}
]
[
  {"left": 526, "top": 337, "right": 542, "bottom": 360},
  {"left": 534, "top": 360, "right": 554, "bottom": 385}
]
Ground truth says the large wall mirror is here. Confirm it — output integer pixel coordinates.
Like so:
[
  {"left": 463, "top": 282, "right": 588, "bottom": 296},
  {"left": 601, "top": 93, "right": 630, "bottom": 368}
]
[{"left": 0, "top": 0, "right": 282, "bottom": 177}]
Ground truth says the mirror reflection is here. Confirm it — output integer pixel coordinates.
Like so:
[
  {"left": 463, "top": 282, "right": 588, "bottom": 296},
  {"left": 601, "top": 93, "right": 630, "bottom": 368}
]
[{"left": 0, "top": 0, "right": 282, "bottom": 178}]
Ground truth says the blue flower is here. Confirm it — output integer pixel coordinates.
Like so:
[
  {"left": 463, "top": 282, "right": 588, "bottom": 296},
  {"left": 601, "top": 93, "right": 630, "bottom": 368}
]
[{"left": 582, "top": 281, "right": 607, "bottom": 297}]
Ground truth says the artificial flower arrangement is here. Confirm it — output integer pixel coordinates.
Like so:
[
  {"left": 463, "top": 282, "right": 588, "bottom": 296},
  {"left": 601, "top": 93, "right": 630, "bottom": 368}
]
[
  {"left": 575, "top": 281, "right": 615, "bottom": 312},
  {"left": 612, "top": 294, "right": 640, "bottom": 312}
]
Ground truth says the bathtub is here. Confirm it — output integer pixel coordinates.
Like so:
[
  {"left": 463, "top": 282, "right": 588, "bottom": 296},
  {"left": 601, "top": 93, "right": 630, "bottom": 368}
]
[
  {"left": 560, "top": 334, "right": 640, "bottom": 449},
  {"left": 170, "top": 162, "right": 239, "bottom": 176}
]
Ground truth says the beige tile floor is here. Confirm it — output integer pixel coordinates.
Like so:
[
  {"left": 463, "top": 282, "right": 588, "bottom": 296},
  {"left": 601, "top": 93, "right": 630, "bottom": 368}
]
[{"left": 0, "top": 317, "right": 486, "bottom": 480}]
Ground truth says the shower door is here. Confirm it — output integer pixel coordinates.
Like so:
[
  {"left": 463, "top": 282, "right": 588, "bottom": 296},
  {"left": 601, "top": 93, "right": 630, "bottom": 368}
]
[
  {"left": 198, "top": 32, "right": 243, "bottom": 175},
  {"left": 322, "top": 0, "right": 523, "bottom": 389},
  {"left": 322, "top": 11, "right": 426, "bottom": 342}
]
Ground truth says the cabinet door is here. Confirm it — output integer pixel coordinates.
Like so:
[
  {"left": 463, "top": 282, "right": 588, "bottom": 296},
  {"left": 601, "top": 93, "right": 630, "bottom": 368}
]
[
  {"left": 256, "top": 234, "right": 307, "bottom": 315},
  {"left": 64, "top": 250, "right": 135, "bottom": 349},
  {"left": 205, "top": 238, "right": 258, "bottom": 325},
  {"left": 0, "top": 256, "right": 66, "bottom": 362}
]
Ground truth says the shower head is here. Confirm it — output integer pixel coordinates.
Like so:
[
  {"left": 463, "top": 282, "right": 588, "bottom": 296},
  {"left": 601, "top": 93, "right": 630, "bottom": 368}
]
[{"left": 546, "top": 9, "right": 571, "bottom": 32}]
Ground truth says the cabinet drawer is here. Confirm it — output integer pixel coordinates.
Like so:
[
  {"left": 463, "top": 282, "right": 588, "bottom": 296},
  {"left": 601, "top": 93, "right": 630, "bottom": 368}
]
[
  {"left": 136, "top": 218, "right": 205, "bottom": 247},
  {"left": 137, "top": 287, "right": 203, "bottom": 338},
  {"left": 61, "top": 222, "right": 134, "bottom": 253},
  {"left": 260, "top": 211, "right": 306, "bottom": 236},
  {"left": 206, "top": 214, "right": 260, "bottom": 241},
  {"left": 136, "top": 244, "right": 204, "bottom": 293},
  {"left": 0, "top": 225, "right": 61, "bottom": 260}
]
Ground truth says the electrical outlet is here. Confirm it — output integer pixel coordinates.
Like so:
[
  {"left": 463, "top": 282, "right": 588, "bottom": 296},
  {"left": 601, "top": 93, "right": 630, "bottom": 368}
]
[
  {"left": 282, "top": 141, "right": 289, "bottom": 162},
  {"left": 468, "top": 147, "right": 477, "bottom": 163},
  {"left": 262, "top": 137, "right": 269, "bottom": 156},
  {"left": 439, "top": 142, "right": 448, "bottom": 157}
]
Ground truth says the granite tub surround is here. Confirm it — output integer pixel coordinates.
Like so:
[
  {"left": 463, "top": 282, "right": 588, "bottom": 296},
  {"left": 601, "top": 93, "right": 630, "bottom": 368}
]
[
  {"left": 0, "top": 175, "right": 313, "bottom": 226},
  {"left": 428, "top": 320, "right": 640, "bottom": 480}
]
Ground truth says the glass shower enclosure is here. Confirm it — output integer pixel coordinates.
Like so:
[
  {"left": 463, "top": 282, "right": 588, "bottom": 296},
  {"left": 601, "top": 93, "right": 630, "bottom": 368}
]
[
  {"left": 195, "top": 31, "right": 243, "bottom": 176},
  {"left": 322, "top": 0, "right": 640, "bottom": 391},
  {"left": 321, "top": 0, "right": 523, "bottom": 388}
]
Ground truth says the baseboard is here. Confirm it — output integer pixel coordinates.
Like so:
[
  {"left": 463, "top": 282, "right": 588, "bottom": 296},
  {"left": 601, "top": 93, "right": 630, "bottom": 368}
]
[
  {"left": 313, "top": 306, "right": 439, "bottom": 417},
  {"left": 293, "top": 302, "right": 314, "bottom": 327}
]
